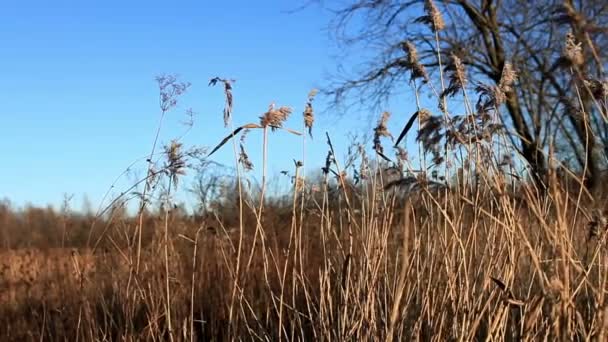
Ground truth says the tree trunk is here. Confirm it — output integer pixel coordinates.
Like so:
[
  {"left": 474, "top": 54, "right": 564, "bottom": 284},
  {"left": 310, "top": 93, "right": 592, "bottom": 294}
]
[{"left": 505, "top": 92, "right": 547, "bottom": 189}]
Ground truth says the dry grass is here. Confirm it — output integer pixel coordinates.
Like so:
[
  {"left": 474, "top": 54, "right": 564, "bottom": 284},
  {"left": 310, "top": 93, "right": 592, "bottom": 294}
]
[{"left": 1, "top": 172, "right": 608, "bottom": 340}]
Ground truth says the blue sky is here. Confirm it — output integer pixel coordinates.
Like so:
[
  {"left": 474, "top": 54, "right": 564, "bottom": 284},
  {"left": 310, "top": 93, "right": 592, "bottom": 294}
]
[{"left": 0, "top": 0, "right": 420, "bottom": 211}]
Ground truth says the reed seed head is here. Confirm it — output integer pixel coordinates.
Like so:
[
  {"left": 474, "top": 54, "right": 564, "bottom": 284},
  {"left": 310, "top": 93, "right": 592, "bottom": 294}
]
[
  {"left": 498, "top": 62, "right": 516, "bottom": 93},
  {"left": 209, "top": 77, "right": 235, "bottom": 127},
  {"left": 402, "top": 41, "right": 419, "bottom": 66},
  {"left": 374, "top": 111, "right": 393, "bottom": 154},
  {"left": 260, "top": 104, "right": 293, "bottom": 130},
  {"left": 304, "top": 89, "right": 318, "bottom": 138},
  {"left": 564, "top": 31, "right": 584, "bottom": 67},
  {"left": 490, "top": 62, "right": 517, "bottom": 106},
  {"left": 442, "top": 54, "right": 468, "bottom": 99},
  {"left": 164, "top": 140, "right": 186, "bottom": 188},
  {"left": 415, "top": 0, "right": 445, "bottom": 32},
  {"left": 358, "top": 144, "right": 369, "bottom": 180},
  {"left": 395, "top": 146, "right": 408, "bottom": 170},
  {"left": 418, "top": 109, "right": 431, "bottom": 125},
  {"left": 401, "top": 41, "right": 429, "bottom": 83},
  {"left": 238, "top": 144, "right": 254, "bottom": 171},
  {"left": 452, "top": 54, "right": 467, "bottom": 87},
  {"left": 157, "top": 74, "right": 191, "bottom": 112}
]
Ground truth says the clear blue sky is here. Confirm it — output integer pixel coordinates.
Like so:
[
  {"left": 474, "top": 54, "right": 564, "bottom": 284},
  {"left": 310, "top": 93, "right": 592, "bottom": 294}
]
[{"left": 0, "top": 0, "right": 419, "bottom": 211}]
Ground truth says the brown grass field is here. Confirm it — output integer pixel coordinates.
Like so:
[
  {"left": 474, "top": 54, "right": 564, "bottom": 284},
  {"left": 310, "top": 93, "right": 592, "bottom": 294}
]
[{"left": 2, "top": 178, "right": 608, "bottom": 341}]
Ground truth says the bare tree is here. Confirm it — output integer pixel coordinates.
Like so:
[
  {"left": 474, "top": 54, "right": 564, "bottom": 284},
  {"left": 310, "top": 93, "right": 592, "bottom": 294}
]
[
  {"left": 188, "top": 159, "right": 226, "bottom": 216},
  {"left": 323, "top": 0, "right": 608, "bottom": 189}
]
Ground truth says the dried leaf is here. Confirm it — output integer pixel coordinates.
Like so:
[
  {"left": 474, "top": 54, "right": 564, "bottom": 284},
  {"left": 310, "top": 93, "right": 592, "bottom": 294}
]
[
  {"left": 208, "top": 123, "right": 262, "bottom": 157},
  {"left": 395, "top": 111, "right": 420, "bottom": 147}
]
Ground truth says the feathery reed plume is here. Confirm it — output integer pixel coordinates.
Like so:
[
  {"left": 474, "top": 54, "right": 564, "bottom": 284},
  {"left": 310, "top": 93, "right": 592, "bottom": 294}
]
[
  {"left": 441, "top": 53, "right": 468, "bottom": 99},
  {"left": 238, "top": 144, "right": 253, "bottom": 171},
  {"left": 209, "top": 77, "right": 235, "bottom": 127},
  {"left": 416, "top": 0, "right": 445, "bottom": 32},
  {"left": 357, "top": 144, "right": 369, "bottom": 182},
  {"left": 240, "top": 128, "right": 250, "bottom": 144},
  {"left": 418, "top": 108, "right": 431, "bottom": 124},
  {"left": 260, "top": 103, "right": 293, "bottom": 130},
  {"left": 497, "top": 62, "right": 517, "bottom": 103},
  {"left": 395, "top": 146, "right": 408, "bottom": 170},
  {"left": 416, "top": 113, "right": 443, "bottom": 165},
  {"left": 401, "top": 41, "right": 429, "bottom": 83},
  {"left": 303, "top": 89, "right": 318, "bottom": 138},
  {"left": 157, "top": 74, "right": 191, "bottom": 112},
  {"left": 209, "top": 103, "right": 300, "bottom": 158},
  {"left": 373, "top": 111, "right": 393, "bottom": 154},
  {"left": 395, "top": 146, "right": 408, "bottom": 162},
  {"left": 564, "top": 31, "right": 584, "bottom": 67},
  {"left": 293, "top": 172, "right": 304, "bottom": 192},
  {"left": 476, "top": 62, "right": 517, "bottom": 110},
  {"left": 403, "top": 41, "right": 419, "bottom": 66},
  {"left": 164, "top": 140, "right": 186, "bottom": 188}
]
